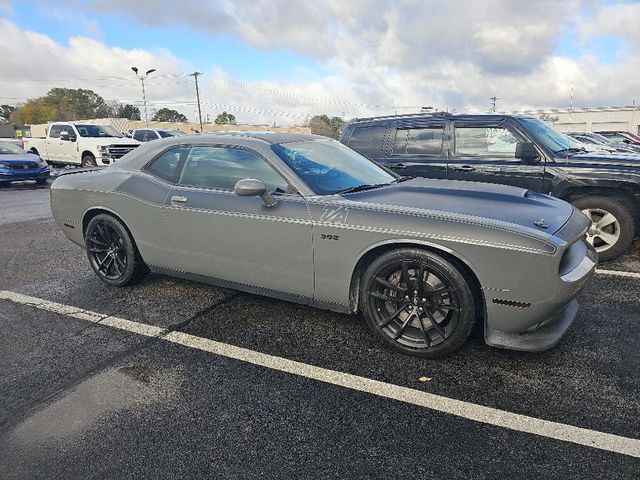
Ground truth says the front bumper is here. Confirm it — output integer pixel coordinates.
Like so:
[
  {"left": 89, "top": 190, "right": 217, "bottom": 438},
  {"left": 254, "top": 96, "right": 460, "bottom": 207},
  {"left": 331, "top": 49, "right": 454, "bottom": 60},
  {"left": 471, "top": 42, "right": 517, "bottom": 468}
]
[
  {"left": 484, "top": 239, "right": 597, "bottom": 352},
  {"left": 485, "top": 299, "right": 579, "bottom": 351},
  {"left": 0, "top": 166, "right": 50, "bottom": 182}
]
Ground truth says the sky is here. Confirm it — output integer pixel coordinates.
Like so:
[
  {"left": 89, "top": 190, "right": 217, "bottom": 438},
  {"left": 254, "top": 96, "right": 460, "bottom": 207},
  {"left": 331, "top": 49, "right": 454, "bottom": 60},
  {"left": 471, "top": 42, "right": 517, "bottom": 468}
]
[{"left": 1, "top": 0, "right": 639, "bottom": 125}]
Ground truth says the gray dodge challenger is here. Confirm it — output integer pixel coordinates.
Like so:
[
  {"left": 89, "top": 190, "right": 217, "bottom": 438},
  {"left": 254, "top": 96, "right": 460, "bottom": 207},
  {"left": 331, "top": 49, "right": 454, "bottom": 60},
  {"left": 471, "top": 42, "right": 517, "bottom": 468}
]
[{"left": 50, "top": 132, "right": 597, "bottom": 357}]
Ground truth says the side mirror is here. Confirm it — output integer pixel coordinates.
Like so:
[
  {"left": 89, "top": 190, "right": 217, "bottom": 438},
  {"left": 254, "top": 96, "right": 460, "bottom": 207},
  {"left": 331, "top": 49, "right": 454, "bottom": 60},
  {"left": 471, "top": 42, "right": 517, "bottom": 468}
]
[
  {"left": 515, "top": 142, "right": 540, "bottom": 162},
  {"left": 234, "top": 178, "right": 278, "bottom": 207},
  {"left": 60, "top": 131, "right": 76, "bottom": 142}
]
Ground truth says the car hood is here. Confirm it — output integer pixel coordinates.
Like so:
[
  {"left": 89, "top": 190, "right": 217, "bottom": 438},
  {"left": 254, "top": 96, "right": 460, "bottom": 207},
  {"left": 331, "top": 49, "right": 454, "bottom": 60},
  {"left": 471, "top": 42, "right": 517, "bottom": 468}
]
[
  {"left": 79, "top": 137, "right": 140, "bottom": 146},
  {"left": 564, "top": 151, "right": 640, "bottom": 167},
  {"left": 342, "top": 177, "right": 574, "bottom": 235},
  {"left": 0, "top": 153, "right": 42, "bottom": 163}
]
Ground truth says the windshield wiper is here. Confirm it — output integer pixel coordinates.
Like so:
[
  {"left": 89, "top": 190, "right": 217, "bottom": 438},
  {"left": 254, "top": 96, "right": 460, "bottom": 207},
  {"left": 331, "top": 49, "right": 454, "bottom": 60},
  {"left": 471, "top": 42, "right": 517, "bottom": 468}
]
[
  {"left": 394, "top": 175, "right": 416, "bottom": 183},
  {"left": 335, "top": 183, "right": 390, "bottom": 195},
  {"left": 555, "top": 147, "right": 585, "bottom": 155}
]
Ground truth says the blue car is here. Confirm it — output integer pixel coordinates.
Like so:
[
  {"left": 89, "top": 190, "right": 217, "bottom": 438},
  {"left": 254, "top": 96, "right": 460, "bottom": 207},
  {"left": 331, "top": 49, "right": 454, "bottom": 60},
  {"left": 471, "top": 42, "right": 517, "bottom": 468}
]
[{"left": 0, "top": 141, "right": 50, "bottom": 185}]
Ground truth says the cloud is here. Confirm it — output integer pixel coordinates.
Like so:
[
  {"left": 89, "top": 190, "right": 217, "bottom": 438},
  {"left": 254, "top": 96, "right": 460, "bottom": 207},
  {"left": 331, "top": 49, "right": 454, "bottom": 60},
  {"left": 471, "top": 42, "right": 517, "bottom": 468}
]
[
  {"left": 3, "top": 1, "right": 640, "bottom": 126},
  {"left": 579, "top": 2, "right": 640, "bottom": 45},
  {"left": 85, "top": 0, "right": 569, "bottom": 75},
  {"left": 0, "top": 19, "right": 194, "bottom": 115}
]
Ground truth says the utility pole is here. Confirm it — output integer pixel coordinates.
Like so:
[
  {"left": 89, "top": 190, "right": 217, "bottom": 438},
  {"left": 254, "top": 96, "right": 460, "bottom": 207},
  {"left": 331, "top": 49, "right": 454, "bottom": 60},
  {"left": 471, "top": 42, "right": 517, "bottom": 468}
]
[
  {"left": 190, "top": 72, "right": 204, "bottom": 133},
  {"left": 131, "top": 67, "right": 156, "bottom": 127},
  {"left": 489, "top": 96, "right": 498, "bottom": 113}
]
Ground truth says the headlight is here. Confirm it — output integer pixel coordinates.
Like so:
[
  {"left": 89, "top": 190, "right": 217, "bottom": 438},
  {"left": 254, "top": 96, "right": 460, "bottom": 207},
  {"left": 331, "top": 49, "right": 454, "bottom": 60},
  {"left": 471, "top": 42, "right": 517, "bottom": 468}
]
[
  {"left": 0, "top": 163, "right": 9, "bottom": 169},
  {"left": 99, "top": 146, "right": 108, "bottom": 152}
]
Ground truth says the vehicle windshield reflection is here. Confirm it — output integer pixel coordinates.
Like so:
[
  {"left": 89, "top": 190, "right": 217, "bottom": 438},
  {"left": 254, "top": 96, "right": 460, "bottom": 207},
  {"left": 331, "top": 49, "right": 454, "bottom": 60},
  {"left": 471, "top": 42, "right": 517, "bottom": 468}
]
[
  {"left": 272, "top": 139, "right": 395, "bottom": 195},
  {"left": 518, "top": 118, "right": 574, "bottom": 154}
]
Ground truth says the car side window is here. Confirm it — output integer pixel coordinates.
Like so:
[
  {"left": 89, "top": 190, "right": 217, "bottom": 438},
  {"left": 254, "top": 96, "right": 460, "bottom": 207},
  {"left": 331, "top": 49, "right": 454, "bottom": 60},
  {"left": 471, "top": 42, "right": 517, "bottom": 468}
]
[
  {"left": 146, "top": 131, "right": 159, "bottom": 141},
  {"left": 133, "top": 130, "right": 146, "bottom": 142},
  {"left": 393, "top": 127, "right": 444, "bottom": 155},
  {"left": 145, "top": 146, "right": 190, "bottom": 183},
  {"left": 179, "top": 146, "right": 289, "bottom": 194},
  {"left": 49, "top": 125, "right": 62, "bottom": 138},
  {"left": 347, "top": 126, "right": 387, "bottom": 157},
  {"left": 454, "top": 126, "right": 518, "bottom": 157}
]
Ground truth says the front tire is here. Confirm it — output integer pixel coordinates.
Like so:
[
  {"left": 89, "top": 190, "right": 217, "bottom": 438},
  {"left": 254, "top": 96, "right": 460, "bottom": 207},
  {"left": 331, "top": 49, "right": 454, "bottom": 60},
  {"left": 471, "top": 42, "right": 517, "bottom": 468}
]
[
  {"left": 573, "top": 196, "right": 634, "bottom": 261},
  {"left": 85, "top": 214, "right": 149, "bottom": 286},
  {"left": 361, "top": 248, "right": 475, "bottom": 358},
  {"left": 81, "top": 154, "right": 97, "bottom": 167}
]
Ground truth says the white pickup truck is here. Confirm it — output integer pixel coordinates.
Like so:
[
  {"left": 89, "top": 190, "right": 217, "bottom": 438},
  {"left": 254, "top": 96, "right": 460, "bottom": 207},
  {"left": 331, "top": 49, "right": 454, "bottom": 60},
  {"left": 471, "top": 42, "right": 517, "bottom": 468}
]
[{"left": 23, "top": 122, "right": 140, "bottom": 167}]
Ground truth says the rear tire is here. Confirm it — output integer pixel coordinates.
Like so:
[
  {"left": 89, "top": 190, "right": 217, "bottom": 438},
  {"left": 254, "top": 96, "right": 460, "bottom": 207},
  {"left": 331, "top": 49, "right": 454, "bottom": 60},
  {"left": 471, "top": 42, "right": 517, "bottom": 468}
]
[
  {"left": 85, "top": 214, "right": 149, "bottom": 286},
  {"left": 572, "top": 196, "right": 634, "bottom": 261},
  {"left": 361, "top": 248, "right": 475, "bottom": 358}
]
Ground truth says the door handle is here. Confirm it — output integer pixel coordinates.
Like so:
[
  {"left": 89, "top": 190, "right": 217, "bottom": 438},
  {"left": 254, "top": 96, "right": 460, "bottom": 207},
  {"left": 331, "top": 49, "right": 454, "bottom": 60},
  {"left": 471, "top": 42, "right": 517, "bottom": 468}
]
[
  {"left": 171, "top": 195, "right": 188, "bottom": 206},
  {"left": 453, "top": 165, "right": 475, "bottom": 172}
]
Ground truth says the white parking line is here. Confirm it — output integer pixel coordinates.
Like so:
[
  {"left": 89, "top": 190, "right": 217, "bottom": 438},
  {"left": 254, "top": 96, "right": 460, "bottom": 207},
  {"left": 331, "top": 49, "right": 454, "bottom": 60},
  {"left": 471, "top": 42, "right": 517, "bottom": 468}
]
[
  {"left": 596, "top": 268, "right": 640, "bottom": 279},
  {"left": 1, "top": 289, "right": 639, "bottom": 459}
]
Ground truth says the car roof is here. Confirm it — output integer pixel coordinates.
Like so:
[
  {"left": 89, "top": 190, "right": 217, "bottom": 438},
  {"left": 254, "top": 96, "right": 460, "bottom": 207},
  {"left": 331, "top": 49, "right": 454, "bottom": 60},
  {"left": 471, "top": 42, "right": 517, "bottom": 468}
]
[
  {"left": 200, "top": 131, "right": 323, "bottom": 144},
  {"left": 347, "top": 112, "right": 538, "bottom": 126}
]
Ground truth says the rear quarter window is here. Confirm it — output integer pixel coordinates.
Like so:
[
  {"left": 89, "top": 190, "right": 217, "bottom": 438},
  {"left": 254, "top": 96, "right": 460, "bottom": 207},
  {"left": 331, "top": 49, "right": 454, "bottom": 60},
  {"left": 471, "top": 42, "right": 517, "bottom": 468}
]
[
  {"left": 347, "top": 126, "right": 387, "bottom": 157},
  {"left": 145, "top": 146, "right": 190, "bottom": 183}
]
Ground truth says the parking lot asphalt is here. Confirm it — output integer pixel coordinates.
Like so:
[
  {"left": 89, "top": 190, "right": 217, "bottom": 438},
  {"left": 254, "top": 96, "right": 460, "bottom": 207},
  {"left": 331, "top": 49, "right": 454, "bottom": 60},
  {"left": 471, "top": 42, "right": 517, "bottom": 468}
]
[{"left": 1, "top": 181, "right": 639, "bottom": 479}]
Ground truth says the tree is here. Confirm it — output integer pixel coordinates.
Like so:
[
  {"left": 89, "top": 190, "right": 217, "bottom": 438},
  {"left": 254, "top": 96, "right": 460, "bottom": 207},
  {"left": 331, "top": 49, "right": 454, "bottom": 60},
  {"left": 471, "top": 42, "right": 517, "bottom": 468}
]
[
  {"left": 44, "top": 88, "right": 109, "bottom": 120},
  {"left": 115, "top": 104, "right": 141, "bottom": 120},
  {"left": 0, "top": 105, "right": 16, "bottom": 122},
  {"left": 10, "top": 98, "right": 57, "bottom": 125},
  {"left": 214, "top": 111, "right": 237, "bottom": 125},
  {"left": 10, "top": 88, "right": 109, "bottom": 124},
  {"left": 152, "top": 108, "right": 188, "bottom": 123},
  {"left": 308, "top": 115, "right": 346, "bottom": 139}
]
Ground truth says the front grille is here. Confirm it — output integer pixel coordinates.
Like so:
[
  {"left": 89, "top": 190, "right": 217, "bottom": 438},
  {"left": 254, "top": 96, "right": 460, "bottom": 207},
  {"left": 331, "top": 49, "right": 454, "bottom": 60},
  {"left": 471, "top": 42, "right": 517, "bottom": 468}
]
[
  {"left": 6, "top": 162, "right": 39, "bottom": 170},
  {"left": 105, "top": 145, "right": 139, "bottom": 159}
]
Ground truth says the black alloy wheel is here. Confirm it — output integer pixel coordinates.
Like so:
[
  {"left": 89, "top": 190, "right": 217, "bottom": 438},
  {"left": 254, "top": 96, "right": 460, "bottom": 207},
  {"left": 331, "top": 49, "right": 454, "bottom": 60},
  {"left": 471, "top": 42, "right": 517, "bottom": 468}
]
[
  {"left": 85, "top": 214, "right": 148, "bottom": 286},
  {"left": 362, "top": 249, "right": 475, "bottom": 358}
]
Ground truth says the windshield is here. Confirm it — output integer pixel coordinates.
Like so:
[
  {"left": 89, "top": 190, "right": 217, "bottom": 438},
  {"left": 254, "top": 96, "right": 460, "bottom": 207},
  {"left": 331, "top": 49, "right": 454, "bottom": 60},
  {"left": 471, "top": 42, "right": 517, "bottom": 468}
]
[
  {"left": 75, "top": 124, "right": 123, "bottom": 138},
  {"left": 589, "top": 133, "right": 620, "bottom": 147},
  {"left": 159, "top": 130, "right": 186, "bottom": 138},
  {"left": 0, "top": 142, "right": 26, "bottom": 155},
  {"left": 519, "top": 118, "right": 574, "bottom": 154},
  {"left": 272, "top": 139, "right": 396, "bottom": 195}
]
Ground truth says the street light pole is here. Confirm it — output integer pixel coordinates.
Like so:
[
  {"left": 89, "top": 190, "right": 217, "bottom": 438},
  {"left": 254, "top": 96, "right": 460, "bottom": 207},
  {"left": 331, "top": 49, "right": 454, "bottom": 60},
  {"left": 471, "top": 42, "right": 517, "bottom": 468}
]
[
  {"left": 131, "top": 67, "right": 156, "bottom": 128},
  {"left": 190, "top": 71, "right": 204, "bottom": 133}
]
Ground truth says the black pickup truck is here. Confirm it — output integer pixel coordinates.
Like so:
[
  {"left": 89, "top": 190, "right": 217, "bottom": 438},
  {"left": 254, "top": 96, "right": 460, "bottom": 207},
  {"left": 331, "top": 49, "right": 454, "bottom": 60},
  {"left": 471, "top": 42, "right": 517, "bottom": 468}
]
[{"left": 340, "top": 113, "right": 640, "bottom": 260}]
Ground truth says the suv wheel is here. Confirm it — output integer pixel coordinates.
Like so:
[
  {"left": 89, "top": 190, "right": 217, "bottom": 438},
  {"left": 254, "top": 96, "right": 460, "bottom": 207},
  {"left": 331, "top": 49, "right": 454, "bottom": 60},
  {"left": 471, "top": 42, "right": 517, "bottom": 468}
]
[
  {"left": 361, "top": 248, "right": 475, "bottom": 358},
  {"left": 573, "top": 196, "right": 634, "bottom": 261}
]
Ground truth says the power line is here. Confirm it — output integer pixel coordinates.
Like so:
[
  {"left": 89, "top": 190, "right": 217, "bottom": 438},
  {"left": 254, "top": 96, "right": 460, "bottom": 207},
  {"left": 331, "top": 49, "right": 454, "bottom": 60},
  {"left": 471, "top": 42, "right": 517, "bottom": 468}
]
[
  {"left": 212, "top": 75, "right": 421, "bottom": 110},
  {"left": 11, "top": 73, "right": 189, "bottom": 83}
]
